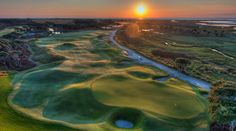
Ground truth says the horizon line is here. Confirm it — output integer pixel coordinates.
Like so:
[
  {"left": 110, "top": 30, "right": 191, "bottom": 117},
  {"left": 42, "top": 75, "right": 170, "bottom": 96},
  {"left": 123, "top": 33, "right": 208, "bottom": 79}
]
[{"left": 0, "top": 17, "right": 235, "bottom": 20}]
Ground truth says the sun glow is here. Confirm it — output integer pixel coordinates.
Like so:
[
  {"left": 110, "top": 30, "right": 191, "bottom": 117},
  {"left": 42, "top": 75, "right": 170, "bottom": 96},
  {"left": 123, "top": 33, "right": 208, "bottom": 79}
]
[{"left": 135, "top": 3, "right": 147, "bottom": 18}]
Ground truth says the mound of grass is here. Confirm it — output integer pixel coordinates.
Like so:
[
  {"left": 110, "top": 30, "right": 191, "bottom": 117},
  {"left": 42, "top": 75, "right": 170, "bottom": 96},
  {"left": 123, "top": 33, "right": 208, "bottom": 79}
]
[
  {"left": 0, "top": 27, "right": 15, "bottom": 37},
  {"left": 125, "top": 65, "right": 168, "bottom": 79},
  {"left": 30, "top": 43, "right": 65, "bottom": 64},
  {"left": 13, "top": 69, "right": 97, "bottom": 108},
  {"left": 128, "top": 71, "right": 153, "bottom": 79},
  {"left": 127, "top": 70, "right": 166, "bottom": 80},
  {"left": 54, "top": 43, "right": 77, "bottom": 51},
  {"left": 88, "top": 62, "right": 108, "bottom": 68},
  {"left": 90, "top": 47, "right": 122, "bottom": 60},
  {"left": 43, "top": 88, "right": 113, "bottom": 123},
  {"left": 108, "top": 58, "right": 134, "bottom": 68},
  {"left": 92, "top": 75, "right": 209, "bottom": 126},
  {"left": 0, "top": 76, "right": 75, "bottom": 131}
]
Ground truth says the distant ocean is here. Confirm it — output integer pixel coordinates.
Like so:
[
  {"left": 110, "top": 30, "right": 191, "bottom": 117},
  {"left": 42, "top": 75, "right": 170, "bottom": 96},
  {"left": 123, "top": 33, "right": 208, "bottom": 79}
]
[{"left": 196, "top": 20, "right": 236, "bottom": 27}]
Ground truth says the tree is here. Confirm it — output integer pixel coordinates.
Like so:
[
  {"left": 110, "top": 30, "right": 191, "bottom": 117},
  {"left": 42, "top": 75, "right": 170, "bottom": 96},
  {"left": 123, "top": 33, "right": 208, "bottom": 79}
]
[{"left": 175, "top": 58, "right": 191, "bottom": 72}]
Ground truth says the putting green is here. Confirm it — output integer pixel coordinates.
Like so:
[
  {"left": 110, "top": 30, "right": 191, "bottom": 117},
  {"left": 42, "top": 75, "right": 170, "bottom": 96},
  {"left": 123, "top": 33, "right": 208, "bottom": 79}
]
[{"left": 91, "top": 75, "right": 206, "bottom": 119}]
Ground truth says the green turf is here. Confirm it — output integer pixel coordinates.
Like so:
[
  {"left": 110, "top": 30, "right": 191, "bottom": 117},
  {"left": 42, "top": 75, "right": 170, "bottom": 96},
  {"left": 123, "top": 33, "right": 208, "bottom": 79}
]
[
  {"left": 8, "top": 30, "right": 210, "bottom": 130},
  {"left": 128, "top": 71, "right": 153, "bottom": 79},
  {"left": 12, "top": 69, "right": 97, "bottom": 108},
  {"left": 92, "top": 75, "right": 208, "bottom": 119},
  {"left": 43, "top": 88, "right": 114, "bottom": 123},
  {"left": 0, "top": 76, "right": 76, "bottom": 131}
]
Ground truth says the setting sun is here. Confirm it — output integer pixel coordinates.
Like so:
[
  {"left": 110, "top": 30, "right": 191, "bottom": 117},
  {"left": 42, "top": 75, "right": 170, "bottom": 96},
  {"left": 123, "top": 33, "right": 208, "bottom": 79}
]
[{"left": 135, "top": 3, "right": 147, "bottom": 18}]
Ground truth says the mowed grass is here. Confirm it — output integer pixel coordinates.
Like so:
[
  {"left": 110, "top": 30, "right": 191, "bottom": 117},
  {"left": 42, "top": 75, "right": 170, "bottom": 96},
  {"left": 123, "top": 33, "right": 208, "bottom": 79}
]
[
  {"left": 43, "top": 88, "right": 114, "bottom": 124},
  {"left": 0, "top": 76, "right": 76, "bottom": 131},
  {"left": 9, "top": 30, "right": 209, "bottom": 130},
  {"left": 92, "top": 74, "right": 209, "bottom": 126},
  {"left": 12, "top": 69, "right": 97, "bottom": 108},
  {"left": 9, "top": 31, "right": 121, "bottom": 130},
  {"left": 127, "top": 66, "right": 168, "bottom": 79}
]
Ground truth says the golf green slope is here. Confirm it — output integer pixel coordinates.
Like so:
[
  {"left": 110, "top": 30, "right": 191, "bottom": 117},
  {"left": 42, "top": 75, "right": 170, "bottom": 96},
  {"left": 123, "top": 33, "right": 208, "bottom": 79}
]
[{"left": 92, "top": 75, "right": 208, "bottom": 125}]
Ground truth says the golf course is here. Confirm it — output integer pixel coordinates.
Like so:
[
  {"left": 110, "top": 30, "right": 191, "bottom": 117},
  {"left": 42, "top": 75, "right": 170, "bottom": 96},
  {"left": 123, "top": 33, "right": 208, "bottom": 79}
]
[{"left": 6, "top": 30, "right": 209, "bottom": 130}]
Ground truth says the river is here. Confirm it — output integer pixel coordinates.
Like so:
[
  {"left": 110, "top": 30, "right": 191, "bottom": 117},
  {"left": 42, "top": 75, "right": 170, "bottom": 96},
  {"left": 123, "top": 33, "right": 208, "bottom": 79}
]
[{"left": 110, "top": 30, "right": 212, "bottom": 90}]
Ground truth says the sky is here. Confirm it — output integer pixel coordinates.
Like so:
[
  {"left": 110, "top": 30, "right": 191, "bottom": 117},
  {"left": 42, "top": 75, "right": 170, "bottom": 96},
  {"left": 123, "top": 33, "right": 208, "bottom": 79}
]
[{"left": 0, "top": 0, "right": 235, "bottom": 18}]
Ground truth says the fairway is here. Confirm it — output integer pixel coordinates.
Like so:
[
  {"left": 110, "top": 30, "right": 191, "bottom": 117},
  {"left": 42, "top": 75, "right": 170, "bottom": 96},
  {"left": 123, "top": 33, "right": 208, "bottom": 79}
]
[
  {"left": 8, "top": 30, "right": 209, "bottom": 130},
  {"left": 0, "top": 76, "right": 76, "bottom": 131}
]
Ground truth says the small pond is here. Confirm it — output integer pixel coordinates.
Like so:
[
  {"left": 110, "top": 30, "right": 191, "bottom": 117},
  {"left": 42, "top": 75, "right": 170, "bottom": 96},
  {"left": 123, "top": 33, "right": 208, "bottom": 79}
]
[{"left": 115, "top": 120, "right": 134, "bottom": 129}]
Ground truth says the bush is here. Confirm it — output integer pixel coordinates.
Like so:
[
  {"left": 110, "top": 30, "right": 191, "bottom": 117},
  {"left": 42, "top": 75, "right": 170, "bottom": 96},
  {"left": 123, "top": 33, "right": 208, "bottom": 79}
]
[{"left": 209, "top": 80, "right": 236, "bottom": 123}]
